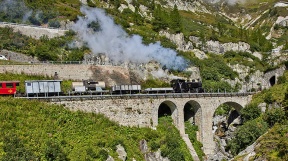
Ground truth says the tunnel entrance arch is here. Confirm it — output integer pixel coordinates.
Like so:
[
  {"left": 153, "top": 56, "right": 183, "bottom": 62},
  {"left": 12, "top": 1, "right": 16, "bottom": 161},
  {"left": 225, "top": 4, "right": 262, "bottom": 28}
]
[
  {"left": 158, "top": 100, "right": 178, "bottom": 126},
  {"left": 269, "top": 75, "right": 276, "bottom": 86}
]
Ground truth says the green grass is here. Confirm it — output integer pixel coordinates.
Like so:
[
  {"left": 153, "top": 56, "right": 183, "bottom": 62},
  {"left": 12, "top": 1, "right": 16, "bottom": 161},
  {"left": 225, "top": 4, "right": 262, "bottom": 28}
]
[
  {"left": 252, "top": 123, "right": 288, "bottom": 160},
  {"left": 0, "top": 97, "right": 194, "bottom": 160},
  {"left": 251, "top": 71, "right": 288, "bottom": 105},
  {"left": 185, "top": 122, "right": 205, "bottom": 161}
]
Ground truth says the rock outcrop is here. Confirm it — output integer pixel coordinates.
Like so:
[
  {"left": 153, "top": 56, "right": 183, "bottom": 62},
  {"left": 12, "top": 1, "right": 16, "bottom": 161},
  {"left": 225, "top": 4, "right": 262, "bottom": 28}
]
[
  {"left": 203, "top": 41, "right": 251, "bottom": 54},
  {"left": 159, "top": 31, "right": 194, "bottom": 52},
  {"left": 116, "top": 144, "right": 127, "bottom": 161},
  {"left": 140, "top": 140, "right": 170, "bottom": 161},
  {"left": 160, "top": 31, "right": 251, "bottom": 56},
  {"left": 0, "top": 50, "right": 39, "bottom": 63},
  {"left": 163, "top": 0, "right": 210, "bottom": 13}
]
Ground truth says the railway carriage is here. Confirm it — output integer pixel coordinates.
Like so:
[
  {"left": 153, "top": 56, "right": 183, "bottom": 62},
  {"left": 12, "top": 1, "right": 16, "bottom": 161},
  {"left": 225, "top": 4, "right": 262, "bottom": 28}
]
[
  {"left": 0, "top": 78, "right": 204, "bottom": 97},
  {"left": 0, "top": 81, "right": 20, "bottom": 95},
  {"left": 111, "top": 85, "right": 141, "bottom": 94},
  {"left": 25, "top": 80, "right": 62, "bottom": 97}
]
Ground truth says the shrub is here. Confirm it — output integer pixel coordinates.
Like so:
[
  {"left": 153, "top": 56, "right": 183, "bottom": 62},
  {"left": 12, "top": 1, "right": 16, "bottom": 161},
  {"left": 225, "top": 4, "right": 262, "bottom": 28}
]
[
  {"left": 97, "top": 149, "right": 109, "bottom": 160},
  {"left": 48, "top": 20, "right": 61, "bottom": 28},
  {"left": 2, "top": 134, "right": 38, "bottom": 160},
  {"left": 44, "top": 140, "right": 69, "bottom": 161},
  {"left": 263, "top": 107, "right": 286, "bottom": 127},
  {"left": 227, "top": 118, "right": 268, "bottom": 155},
  {"left": 214, "top": 104, "right": 232, "bottom": 116},
  {"left": 240, "top": 103, "right": 261, "bottom": 123}
]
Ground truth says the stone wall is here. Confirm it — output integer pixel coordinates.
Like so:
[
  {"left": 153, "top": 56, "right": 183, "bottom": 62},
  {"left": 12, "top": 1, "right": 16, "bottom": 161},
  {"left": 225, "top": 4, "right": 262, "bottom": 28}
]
[
  {"left": 0, "top": 64, "right": 131, "bottom": 86},
  {"left": 0, "top": 22, "right": 67, "bottom": 39}
]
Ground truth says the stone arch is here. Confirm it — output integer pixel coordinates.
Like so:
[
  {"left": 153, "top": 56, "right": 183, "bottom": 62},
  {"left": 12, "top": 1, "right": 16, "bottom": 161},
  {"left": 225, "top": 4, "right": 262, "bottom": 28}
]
[
  {"left": 183, "top": 100, "right": 202, "bottom": 125},
  {"left": 223, "top": 102, "right": 244, "bottom": 126},
  {"left": 212, "top": 101, "right": 244, "bottom": 137},
  {"left": 269, "top": 75, "right": 276, "bottom": 86},
  {"left": 183, "top": 100, "right": 202, "bottom": 140},
  {"left": 158, "top": 100, "right": 178, "bottom": 126},
  {"left": 222, "top": 101, "right": 243, "bottom": 113}
]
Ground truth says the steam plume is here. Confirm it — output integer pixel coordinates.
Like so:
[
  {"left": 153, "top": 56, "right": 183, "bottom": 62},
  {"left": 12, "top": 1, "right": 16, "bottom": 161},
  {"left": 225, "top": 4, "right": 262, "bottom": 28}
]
[
  {"left": 0, "top": 0, "right": 32, "bottom": 22},
  {"left": 72, "top": 6, "right": 187, "bottom": 70}
]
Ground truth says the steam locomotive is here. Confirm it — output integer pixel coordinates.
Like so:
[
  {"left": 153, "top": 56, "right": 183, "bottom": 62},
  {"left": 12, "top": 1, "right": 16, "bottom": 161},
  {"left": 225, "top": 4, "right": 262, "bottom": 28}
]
[
  {"left": 0, "top": 79, "right": 203, "bottom": 97},
  {"left": 171, "top": 79, "right": 204, "bottom": 93}
]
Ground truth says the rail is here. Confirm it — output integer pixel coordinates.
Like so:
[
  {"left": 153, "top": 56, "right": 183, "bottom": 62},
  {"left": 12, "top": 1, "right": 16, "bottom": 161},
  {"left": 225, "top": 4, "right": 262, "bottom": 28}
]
[{"left": 16, "top": 92, "right": 255, "bottom": 101}]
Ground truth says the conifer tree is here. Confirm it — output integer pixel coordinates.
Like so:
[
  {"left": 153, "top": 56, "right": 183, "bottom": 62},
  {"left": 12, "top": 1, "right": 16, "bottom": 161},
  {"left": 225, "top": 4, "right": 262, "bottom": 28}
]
[{"left": 169, "top": 5, "right": 182, "bottom": 33}]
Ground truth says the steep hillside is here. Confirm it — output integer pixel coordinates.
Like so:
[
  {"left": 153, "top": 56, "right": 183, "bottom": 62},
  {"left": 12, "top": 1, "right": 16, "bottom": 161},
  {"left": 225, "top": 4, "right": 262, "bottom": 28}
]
[
  {"left": 0, "top": 97, "right": 193, "bottom": 161},
  {"left": 0, "top": 0, "right": 287, "bottom": 160}
]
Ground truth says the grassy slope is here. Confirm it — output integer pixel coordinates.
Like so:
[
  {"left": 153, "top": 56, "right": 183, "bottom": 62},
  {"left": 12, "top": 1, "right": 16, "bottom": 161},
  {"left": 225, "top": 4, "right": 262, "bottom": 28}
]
[
  {"left": 234, "top": 70, "right": 288, "bottom": 160},
  {"left": 0, "top": 97, "right": 193, "bottom": 161}
]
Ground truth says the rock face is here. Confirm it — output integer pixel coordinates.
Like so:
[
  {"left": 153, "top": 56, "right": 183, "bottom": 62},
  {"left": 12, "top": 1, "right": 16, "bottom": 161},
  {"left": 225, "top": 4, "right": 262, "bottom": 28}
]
[
  {"left": 160, "top": 31, "right": 251, "bottom": 56},
  {"left": 203, "top": 40, "right": 251, "bottom": 54},
  {"left": 0, "top": 50, "right": 39, "bottom": 63},
  {"left": 116, "top": 144, "right": 127, "bottom": 161},
  {"left": 159, "top": 31, "right": 194, "bottom": 52},
  {"left": 139, "top": 140, "right": 170, "bottom": 161},
  {"left": 210, "top": 110, "right": 243, "bottom": 161},
  {"left": 163, "top": 0, "right": 210, "bottom": 13}
]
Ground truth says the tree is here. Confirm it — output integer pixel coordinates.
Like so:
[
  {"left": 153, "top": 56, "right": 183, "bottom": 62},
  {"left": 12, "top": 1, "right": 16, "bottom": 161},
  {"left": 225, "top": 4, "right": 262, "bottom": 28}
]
[
  {"left": 227, "top": 118, "right": 268, "bottom": 155},
  {"left": 152, "top": 4, "right": 168, "bottom": 31},
  {"left": 169, "top": 5, "right": 182, "bottom": 33},
  {"left": 240, "top": 103, "right": 261, "bottom": 123}
]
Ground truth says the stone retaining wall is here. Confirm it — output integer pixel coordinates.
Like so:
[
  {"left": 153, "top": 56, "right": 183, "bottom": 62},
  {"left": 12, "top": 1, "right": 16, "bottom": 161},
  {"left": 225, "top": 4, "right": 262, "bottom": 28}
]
[
  {"left": 0, "top": 23, "right": 67, "bottom": 39},
  {"left": 0, "top": 65, "right": 131, "bottom": 86}
]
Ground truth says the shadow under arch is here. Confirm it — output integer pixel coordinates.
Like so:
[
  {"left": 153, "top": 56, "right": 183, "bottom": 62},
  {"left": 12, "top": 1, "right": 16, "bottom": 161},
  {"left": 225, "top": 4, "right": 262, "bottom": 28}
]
[
  {"left": 214, "top": 102, "right": 244, "bottom": 132},
  {"left": 269, "top": 75, "right": 276, "bottom": 86},
  {"left": 184, "top": 100, "right": 202, "bottom": 124},
  {"left": 183, "top": 100, "right": 202, "bottom": 140},
  {"left": 158, "top": 100, "right": 178, "bottom": 125}
]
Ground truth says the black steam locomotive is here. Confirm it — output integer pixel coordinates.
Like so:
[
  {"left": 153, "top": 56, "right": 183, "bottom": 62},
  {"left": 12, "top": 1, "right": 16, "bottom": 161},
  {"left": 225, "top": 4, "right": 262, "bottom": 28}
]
[{"left": 171, "top": 79, "right": 204, "bottom": 93}]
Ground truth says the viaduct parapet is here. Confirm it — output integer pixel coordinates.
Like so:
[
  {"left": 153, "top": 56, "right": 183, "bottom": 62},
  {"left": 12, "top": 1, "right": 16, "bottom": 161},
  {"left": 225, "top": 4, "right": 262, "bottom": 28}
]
[{"left": 47, "top": 93, "right": 253, "bottom": 155}]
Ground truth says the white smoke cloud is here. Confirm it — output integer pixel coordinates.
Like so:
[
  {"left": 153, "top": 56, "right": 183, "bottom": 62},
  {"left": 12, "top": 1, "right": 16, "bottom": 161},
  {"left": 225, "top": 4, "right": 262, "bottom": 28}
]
[
  {"left": 22, "top": 10, "right": 32, "bottom": 22},
  {"left": 0, "top": 0, "right": 32, "bottom": 22},
  {"left": 72, "top": 6, "right": 188, "bottom": 70},
  {"left": 151, "top": 69, "right": 183, "bottom": 79}
]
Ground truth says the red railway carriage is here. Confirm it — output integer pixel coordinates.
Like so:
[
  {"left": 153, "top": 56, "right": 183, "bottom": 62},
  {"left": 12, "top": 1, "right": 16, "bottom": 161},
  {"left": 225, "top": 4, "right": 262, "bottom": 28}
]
[{"left": 0, "top": 81, "right": 20, "bottom": 95}]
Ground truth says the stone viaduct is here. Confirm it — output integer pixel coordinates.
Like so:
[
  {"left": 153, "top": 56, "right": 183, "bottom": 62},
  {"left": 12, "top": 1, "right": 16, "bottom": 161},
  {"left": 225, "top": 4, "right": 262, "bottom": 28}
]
[{"left": 47, "top": 93, "right": 253, "bottom": 156}]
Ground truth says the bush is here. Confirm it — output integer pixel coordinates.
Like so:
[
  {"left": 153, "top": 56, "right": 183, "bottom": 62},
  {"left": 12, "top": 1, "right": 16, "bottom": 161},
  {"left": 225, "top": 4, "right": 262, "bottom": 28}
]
[
  {"left": 48, "top": 20, "right": 61, "bottom": 28},
  {"left": 263, "top": 107, "right": 286, "bottom": 127},
  {"left": 214, "top": 104, "right": 232, "bottom": 116},
  {"left": 2, "top": 134, "right": 38, "bottom": 160},
  {"left": 45, "top": 140, "right": 69, "bottom": 161},
  {"left": 227, "top": 118, "right": 268, "bottom": 155},
  {"left": 240, "top": 103, "right": 261, "bottom": 123}
]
